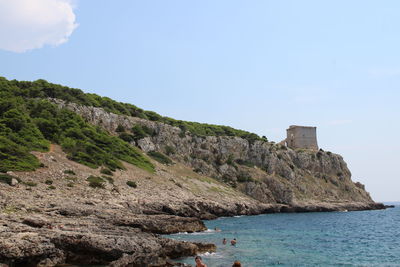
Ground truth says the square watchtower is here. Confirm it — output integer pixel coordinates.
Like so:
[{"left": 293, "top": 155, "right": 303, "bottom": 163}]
[{"left": 286, "top": 125, "right": 318, "bottom": 150}]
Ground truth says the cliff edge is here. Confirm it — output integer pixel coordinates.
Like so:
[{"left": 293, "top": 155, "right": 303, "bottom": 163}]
[{"left": 0, "top": 78, "right": 384, "bottom": 266}]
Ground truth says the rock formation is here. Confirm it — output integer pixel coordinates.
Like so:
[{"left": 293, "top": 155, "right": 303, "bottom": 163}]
[
  {"left": 51, "top": 98, "right": 377, "bottom": 207},
  {"left": 0, "top": 98, "right": 384, "bottom": 266}
]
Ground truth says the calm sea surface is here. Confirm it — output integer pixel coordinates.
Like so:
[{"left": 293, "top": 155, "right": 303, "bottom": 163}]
[{"left": 169, "top": 205, "right": 400, "bottom": 267}]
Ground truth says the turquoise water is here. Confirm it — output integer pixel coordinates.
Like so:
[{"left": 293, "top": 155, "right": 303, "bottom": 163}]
[{"left": 169, "top": 206, "right": 400, "bottom": 267}]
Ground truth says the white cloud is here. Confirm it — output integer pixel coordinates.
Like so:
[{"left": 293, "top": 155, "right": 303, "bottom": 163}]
[{"left": 0, "top": 0, "right": 78, "bottom": 53}]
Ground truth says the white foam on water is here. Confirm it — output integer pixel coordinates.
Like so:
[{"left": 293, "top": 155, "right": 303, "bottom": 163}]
[
  {"left": 199, "top": 252, "right": 224, "bottom": 258},
  {"left": 175, "top": 232, "right": 189, "bottom": 234}
]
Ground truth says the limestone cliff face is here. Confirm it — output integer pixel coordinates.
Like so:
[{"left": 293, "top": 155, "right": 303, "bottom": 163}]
[{"left": 51, "top": 99, "right": 373, "bottom": 206}]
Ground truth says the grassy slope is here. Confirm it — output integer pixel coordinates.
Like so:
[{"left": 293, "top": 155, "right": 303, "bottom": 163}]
[
  {"left": 0, "top": 77, "right": 154, "bottom": 173},
  {"left": 5, "top": 77, "right": 267, "bottom": 143}
]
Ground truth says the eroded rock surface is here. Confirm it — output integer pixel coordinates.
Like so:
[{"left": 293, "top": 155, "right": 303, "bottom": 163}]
[{"left": 0, "top": 99, "right": 385, "bottom": 266}]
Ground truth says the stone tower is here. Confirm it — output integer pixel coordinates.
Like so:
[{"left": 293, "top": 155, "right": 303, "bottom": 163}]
[{"left": 286, "top": 125, "right": 318, "bottom": 150}]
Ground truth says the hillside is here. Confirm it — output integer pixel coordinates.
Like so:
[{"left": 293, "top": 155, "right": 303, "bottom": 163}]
[{"left": 0, "top": 77, "right": 384, "bottom": 266}]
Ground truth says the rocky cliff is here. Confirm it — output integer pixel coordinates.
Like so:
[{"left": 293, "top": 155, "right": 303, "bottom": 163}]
[
  {"left": 0, "top": 98, "right": 383, "bottom": 267},
  {"left": 52, "top": 98, "right": 376, "bottom": 209}
]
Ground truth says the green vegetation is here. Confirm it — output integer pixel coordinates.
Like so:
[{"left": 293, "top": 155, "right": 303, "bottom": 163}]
[
  {"left": 102, "top": 176, "right": 114, "bottom": 184},
  {"left": 148, "top": 151, "right": 173, "bottom": 165},
  {"left": 118, "top": 132, "right": 135, "bottom": 143},
  {"left": 0, "top": 76, "right": 270, "bottom": 174},
  {"left": 64, "top": 169, "right": 76, "bottom": 175},
  {"left": 45, "top": 179, "right": 53, "bottom": 185},
  {"left": 0, "top": 174, "right": 14, "bottom": 185},
  {"left": 115, "top": 125, "right": 125, "bottom": 132},
  {"left": 226, "top": 154, "right": 235, "bottom": 166},
  {"left": 0, "top": 77, "right": 154, "bottom": 173},
  {"left": 86, "top": 175, "right": 106, "bottom": 188},
  {"left": 235, "top": 159, "right": 254, "bottom": 168},
  {"left": 100, "top": 168, "right": 113, "bottom": 176},
  {"left": 48, "top": 185, "right": 56, "bottom": 190},
  {"left": 236, "top": 172, "right": 254, "bottom": 183},
  {"left": 126, "top": 180, "right": 137, "bottom": 188},
  {"left": 22, "top": 181, "right": 37, "bottom": 187},
  {"left": 1, "top": 77, "right": 267, "bottom": 143},
  {"left": 130, "top": 124, "right": 154, "bottom": 141},
  {"left": 165, "top": 145, "right": 175, "bottom": 156},
  {"left": 65, "top": 176, "right": 77, "bottom": 182}
]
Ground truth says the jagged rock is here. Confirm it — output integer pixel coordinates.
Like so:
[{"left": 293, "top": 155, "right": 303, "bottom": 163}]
[
  {"left": 138, "top": 137, "right": 156, "bottom": 152},
  {"left": 0, "top": 232, "right": 65, "bottom": 266},
  {"left": 0, "top": 98, "right": 382, "bottom": 267},
  {"left": 244, "top": 182, "right": 276, "bottom": 203},
  {"left": 114, "top": 214, "right": 207, "bottom": 234},
  {"left": 49, "top": 98, "right": 374, "bottom": 206},
  {"left": 22, "top": 216, "right": 51, "bottom": 228}
]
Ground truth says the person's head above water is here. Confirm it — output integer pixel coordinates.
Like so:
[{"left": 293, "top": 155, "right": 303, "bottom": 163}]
[
  {"left": 232, "top": 260, "right": 242, "bottom": 267},
  {"left": 195, "top": 256, "right": 207, "bottom": 267}
]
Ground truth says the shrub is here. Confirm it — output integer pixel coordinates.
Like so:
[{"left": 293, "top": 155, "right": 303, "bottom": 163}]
[
  {"left": 102, "top": 176, "right": 114, "bottom": 184},
  {"left": 226, "top": 154, "right": 234, "bottom": 166},
  {"left": 22, "top": 181, "right": 37, "bottom": 187},
  {"left": 118, "top": 132, "right": 135, "bottom": 143},
  {"left": 148, "top": 151, "right": 173, "bottom": 165},
  {"left": 236, "top": 172, "right": 253, "bottom": 183},
  {"left": 100, "top": 168, "right": 113, "bottom": 176},
  {"left": 45, "top": 180, "right": 53, "bottom": 185},
  {"left": 0, "top": 77, "right": 271, "bottom": 173},
  {"left": 142, "top": 125, "right": 154, "bottom": 136},
  {"left": 0, "top": 174, "right": 13, "bottom": 185},
  {"left": 131, "top": 125, "right": 148, "bottom": 140},
  {"left": 126, "top": 180, "right": 137, "bottom": 188},
  {"left": 66, "top": 182, "right": 74, "bottom": 187},
  {"left": 64, "top": 169, "right": 76, "bottom": 175},
  {"left": 193, "top": 168, "right": 202, "bottom": 173},
  {"left": 48, "top": 185, "right": 56, "bottom": 190},
  {"left": 164, "top": 145, "right": 175, "bottom": 156},
  {"left": 86, "top": 175, "right": 105, "bottom": 188},
  {"left": 115, "top": 125, "right": 125, "bottom": 132}
]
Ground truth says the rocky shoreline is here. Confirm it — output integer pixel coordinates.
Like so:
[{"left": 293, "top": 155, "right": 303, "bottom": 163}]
[
  {"left": 0, "top": 100, "right": 386, "bottom": 266},
  {"left": 0, "top": 190, "right": 385, "bottom": 267},
  {"left": 0, "top": 142, "right": 385, "bottom": 267}
]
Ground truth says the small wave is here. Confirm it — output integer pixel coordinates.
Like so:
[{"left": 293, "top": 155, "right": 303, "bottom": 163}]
[
  {"left": 174, "top": 232, "right": 188, "bottom": 234},
  {"left": 199, "top": 252, "right": 224, "bottom": 258}
]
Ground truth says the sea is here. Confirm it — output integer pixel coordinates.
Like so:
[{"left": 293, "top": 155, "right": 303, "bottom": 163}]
[{"left": 168, "top": 203, "right": 400, "bottom": 267}]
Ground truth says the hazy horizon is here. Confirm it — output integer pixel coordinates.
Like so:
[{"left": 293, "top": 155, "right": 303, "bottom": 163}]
[{"left": 1, "top": 0, "right": 399, "bottom": 202}]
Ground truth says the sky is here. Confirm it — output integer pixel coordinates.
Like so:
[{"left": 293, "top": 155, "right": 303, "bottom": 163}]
[{"left": 0, "top": 0, "right": 399, "bottom": 201}]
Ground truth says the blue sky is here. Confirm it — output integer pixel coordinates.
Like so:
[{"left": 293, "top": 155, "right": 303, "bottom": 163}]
[{"left": 1, "top": 0, "right": 399, "bottom": 201}]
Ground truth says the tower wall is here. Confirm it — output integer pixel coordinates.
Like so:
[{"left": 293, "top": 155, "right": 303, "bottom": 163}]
[{"left": 286, "top": 125, "right": 318, "bottom": 150}]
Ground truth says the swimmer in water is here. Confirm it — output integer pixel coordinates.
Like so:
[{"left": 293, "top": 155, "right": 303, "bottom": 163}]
[{"left": 195, "top": 256, "right": 207, "bottom": 267}]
